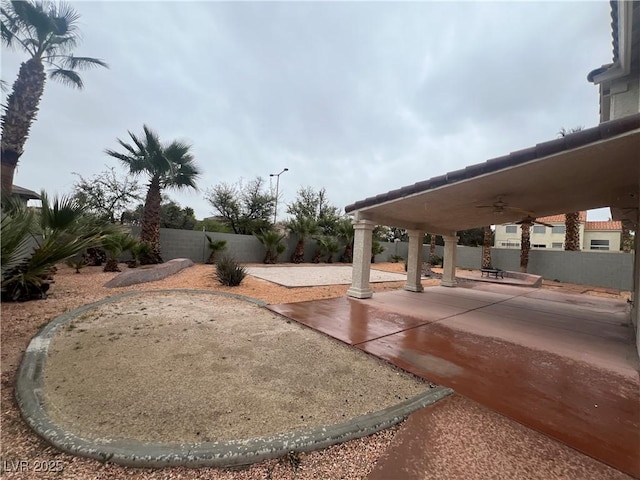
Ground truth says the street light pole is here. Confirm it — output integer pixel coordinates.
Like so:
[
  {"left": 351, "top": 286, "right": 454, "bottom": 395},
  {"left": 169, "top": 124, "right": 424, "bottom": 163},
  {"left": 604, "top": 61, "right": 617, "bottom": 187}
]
[{"left": 270, "top": 167, "right": 288, "bottom": 225}]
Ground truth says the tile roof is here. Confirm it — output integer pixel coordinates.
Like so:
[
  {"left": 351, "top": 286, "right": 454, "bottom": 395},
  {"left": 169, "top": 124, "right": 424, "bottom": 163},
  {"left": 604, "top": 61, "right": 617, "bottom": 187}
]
[
  {"left": 345, "top": 113, "right": 640, "bottom": 213},
  {"left": 536, "top": 212, "right": 588, "bottom": 223},
  {"left": 585, "top": 221, "right": 623, "bottom": 231}
]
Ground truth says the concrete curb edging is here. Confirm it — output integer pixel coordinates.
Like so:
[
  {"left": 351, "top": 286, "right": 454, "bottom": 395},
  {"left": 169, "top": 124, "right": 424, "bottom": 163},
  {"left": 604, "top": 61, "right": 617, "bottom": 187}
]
[{"left": 16, "top": 290, "right": 453, "bottom": 468}]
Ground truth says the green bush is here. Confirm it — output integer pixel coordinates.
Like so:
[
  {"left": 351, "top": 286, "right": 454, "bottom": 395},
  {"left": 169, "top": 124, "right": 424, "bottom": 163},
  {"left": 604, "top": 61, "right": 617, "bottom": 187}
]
[
  {"left": 389, "top": 254, "right": 404, "bottom": 263},
  {"left": 215, "top": 256, "right": 247, "bottom": 286}
]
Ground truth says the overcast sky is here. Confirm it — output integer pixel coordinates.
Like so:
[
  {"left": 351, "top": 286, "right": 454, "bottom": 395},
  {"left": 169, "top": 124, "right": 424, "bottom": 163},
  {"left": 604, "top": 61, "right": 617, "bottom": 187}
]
[{"left": 2, "top": 0, "right": 614, "bottom": 221}]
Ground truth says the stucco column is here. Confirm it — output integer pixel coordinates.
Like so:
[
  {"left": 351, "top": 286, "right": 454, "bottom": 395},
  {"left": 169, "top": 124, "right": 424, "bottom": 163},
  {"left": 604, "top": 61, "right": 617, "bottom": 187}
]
[
  {"left": 405, "top": 229, "right": 424, "bottom": 292},
  {"left": 347, "top": 219, "right": 375, "bottom": 299},
  {"left": 441, "top": 234, "right": 458, "bottom": 287}
]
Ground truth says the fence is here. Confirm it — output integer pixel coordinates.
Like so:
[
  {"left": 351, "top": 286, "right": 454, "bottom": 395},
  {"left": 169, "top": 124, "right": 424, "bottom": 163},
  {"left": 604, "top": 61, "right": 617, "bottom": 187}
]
[{"left": 136, "top": 229, "right": 634, "bottom": 291}]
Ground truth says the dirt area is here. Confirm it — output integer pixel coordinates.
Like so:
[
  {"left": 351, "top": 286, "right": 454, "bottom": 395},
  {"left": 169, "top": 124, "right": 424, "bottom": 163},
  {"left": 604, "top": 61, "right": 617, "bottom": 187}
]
[{"left": 44, "top": 291, "right": 428, "bottom": 443}]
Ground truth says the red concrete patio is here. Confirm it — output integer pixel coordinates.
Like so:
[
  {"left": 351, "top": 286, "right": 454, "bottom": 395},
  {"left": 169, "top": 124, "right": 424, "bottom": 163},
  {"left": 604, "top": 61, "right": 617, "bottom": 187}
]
[{"left": 268, "top": 283, "right": 640, "bottom": 478}]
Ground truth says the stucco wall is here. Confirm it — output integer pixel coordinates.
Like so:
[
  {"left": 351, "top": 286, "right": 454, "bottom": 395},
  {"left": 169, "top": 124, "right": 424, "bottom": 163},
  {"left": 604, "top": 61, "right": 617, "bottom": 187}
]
[
  {"left": 583, "top": 230, "right": 621, "bottom": 251},
  {"left": 130, "top": 229, "right": 634, "bottom": 291}
]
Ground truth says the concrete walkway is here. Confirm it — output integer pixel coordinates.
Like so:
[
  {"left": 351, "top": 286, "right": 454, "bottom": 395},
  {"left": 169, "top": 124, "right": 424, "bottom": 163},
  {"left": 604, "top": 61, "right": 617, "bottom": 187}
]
[{"left": 268, "top": 283, "right": 640, "bottom": 478}]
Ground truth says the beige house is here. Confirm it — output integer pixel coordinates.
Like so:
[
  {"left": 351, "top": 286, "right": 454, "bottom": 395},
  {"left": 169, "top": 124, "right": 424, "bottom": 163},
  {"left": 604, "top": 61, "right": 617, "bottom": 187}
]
[{"left": 494, "top": 212, "right": 624, "bottom": 251}]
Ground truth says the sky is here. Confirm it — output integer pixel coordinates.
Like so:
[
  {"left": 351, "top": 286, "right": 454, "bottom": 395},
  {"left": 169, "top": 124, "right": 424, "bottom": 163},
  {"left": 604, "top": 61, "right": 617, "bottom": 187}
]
[{"left": 2, "top": 0, "right": 614, "bottom": 222}]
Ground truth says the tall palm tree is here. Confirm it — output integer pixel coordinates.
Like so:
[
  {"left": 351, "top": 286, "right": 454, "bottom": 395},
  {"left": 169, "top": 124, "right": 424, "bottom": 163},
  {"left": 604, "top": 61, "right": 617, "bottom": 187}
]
[
  {"left": 558, "top": 127, "right": 584, "bottom": 251},
  {"left": 481, "top": 226, "right": 492, "bottom": 268},
  {"left": 106, "top": 125, "right": 200, "bottom": 264},
  {"left": 519, "top": 220, "right": 531, "bottom": 273},
  {"left": 564, "top": 212, "right": 581, "bottom": 251},
  {"left": 287, "top": 216, "right": 319, "bottom": 263},
  {"left": 428, "top": 233, "right": 437, "bottom": 264},
  {"left": 1, "top": 1, "right": 108, "bottom": 193}
]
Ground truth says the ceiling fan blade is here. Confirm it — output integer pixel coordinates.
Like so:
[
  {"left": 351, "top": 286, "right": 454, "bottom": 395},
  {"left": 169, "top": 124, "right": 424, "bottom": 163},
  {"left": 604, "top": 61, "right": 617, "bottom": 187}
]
[
  {"left": 507, "top": 206, "right": 537, "bottom": 216},
  {"left": 534, "top": 221, "right": 555, "bottom": 228}
]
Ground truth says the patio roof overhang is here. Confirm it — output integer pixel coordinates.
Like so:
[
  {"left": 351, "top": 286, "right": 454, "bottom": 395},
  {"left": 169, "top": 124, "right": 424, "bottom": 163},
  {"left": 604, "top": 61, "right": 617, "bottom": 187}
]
[{"left": 345, "top": 113, "right": 640, "bottom": 234}]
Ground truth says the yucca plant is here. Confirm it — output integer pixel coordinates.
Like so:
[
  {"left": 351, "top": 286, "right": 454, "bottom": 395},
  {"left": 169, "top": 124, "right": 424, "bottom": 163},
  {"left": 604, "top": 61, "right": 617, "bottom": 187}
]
[
  {"left": 205, "top": 234, "right": 227, "bottom": 264},
  {"left": 254, "top": 229, "right": 286, "bottom": 264},
  {"left": 214, "top": 255, "right": 246, "bottom": 286}
]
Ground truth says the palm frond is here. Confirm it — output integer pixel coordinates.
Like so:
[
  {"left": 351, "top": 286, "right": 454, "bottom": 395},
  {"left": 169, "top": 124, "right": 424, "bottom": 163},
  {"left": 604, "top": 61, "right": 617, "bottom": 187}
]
[
  {"left": 48, "top": 67, "right": 82, "bottom": 88},
  {"left": 61, "top": 55, "right": 108, "bottom": 70}
]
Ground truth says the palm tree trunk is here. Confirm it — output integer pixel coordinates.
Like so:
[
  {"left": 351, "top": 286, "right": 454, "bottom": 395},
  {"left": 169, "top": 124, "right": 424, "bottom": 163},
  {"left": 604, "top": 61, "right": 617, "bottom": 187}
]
[
  {"left": 482, "top": 226, "right": 492, "bottom": 268},
  {"left": 140, "top": 176, "right": 163, "bottom": 264},
  {"left": 429, "top": 234, "right": 437, "bottom": 264},
  {"left": 622, "top": 225, "right": 631, "bottom": 253},
  {"left": 342, "top": 243, "right": 353, "bottom": 263},
  {"left": 1, "top": 59, "right": 46, "bottom": 194},
  {"left": 292, "top": 239, "right": 305, "bottom": 263},
  {"left": 564, "top": 212, "right": 581, "bottom": 251},
  {"left": 520, "top": 222, "right": 531, "bottom": 272}
]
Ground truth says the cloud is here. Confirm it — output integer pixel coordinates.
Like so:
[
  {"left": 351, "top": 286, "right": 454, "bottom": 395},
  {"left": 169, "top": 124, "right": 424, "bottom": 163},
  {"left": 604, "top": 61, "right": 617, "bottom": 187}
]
[{"left": 2, "top": 1, "right": 612, "bottom": 220}]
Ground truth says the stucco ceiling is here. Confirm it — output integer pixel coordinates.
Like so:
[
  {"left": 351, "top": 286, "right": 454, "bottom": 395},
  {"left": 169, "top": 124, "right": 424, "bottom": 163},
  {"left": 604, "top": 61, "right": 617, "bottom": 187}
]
[{"left": 348, "top": 123, "right": 639, "bottom": 234}]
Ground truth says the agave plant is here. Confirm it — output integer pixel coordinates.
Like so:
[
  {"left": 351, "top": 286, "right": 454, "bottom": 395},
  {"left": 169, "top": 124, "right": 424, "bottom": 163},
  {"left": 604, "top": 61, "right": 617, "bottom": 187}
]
[
  {"left": 254, "top": 229, "right": 286, "bottom": 264},
  {"left": 1, "top": 192, "right": 109, "bottom": 301}
]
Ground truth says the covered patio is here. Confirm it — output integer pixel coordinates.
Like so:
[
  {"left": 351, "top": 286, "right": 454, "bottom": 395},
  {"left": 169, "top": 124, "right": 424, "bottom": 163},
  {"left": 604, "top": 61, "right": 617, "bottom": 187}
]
[
  {"left": 269, "top": 282, "right": 640, "bottom": 476},
  {"left": 343, "top": 114, "right": 640, "bottom": 360}
]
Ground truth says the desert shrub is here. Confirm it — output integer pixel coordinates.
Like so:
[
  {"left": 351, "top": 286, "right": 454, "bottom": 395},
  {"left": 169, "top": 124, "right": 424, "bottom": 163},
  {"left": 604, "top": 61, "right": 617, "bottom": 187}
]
[
  {"left": 215, "top": 256, "right": 247, "bottom": 286},
  {"left": 389, "top": 254, "right": 404, "bottom": 263}
]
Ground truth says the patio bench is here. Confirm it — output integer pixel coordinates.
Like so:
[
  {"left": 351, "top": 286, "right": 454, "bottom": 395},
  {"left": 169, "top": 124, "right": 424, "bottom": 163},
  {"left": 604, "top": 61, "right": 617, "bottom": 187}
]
[{"left": 481, "top": 268, "right": 504, "bottom": 279}]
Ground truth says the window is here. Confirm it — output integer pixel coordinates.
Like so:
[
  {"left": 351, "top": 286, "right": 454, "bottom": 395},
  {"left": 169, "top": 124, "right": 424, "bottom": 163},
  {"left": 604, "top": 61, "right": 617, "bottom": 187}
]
[
  {"left": 590, "top": 239, "right": 610, "bottom": 251},
  {"left": 552, "top": 242, "right": 563, "bottom": 249},
  {"left": 532, "top": 244, "right": 546, "bottom": 248},
  {"left": 500, "top": 241, "right": 520, "bottom": 248},
  {"left": 505, "top": 225, "right": 517, "bottom": 234},
  {"left": 533, "top": 225, "right": 546, "bottom": 234},
  {"left": 551, "top": 225, "right": 565, "bottom": 234}
]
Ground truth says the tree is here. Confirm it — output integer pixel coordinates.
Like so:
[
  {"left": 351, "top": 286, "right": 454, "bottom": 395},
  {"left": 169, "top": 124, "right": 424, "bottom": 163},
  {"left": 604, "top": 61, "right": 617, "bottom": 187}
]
[
  {"left": 519, "top": 220, "right": 532, "bottom": 273},
  {"left": 1, "top": 0, "right": 108, "bottom": 193},
  {"left": 287, "top": 186, "right": 341, "bottom": 236},
  {"left": 457, "top": 227, "right": 484, "bottom": 247},
  {"left": 481, "top": 226, "right": 493, "bottom": 268},
  {"left": 105, "top": 125, "right": 200, "bottom": 264},
  {"left": 2, "top": 191, "right": 110, "bottom": 300},
  {"left": 205, "top": 177, "right": 274, "bottom": 235},
  {"left": 428, "top": 233, "right": 438, "bottom": 264},
  {"left": 621, "top": 225, "right": 633, "bottom": 253},
  {"left": 559, "top": 127, "right": 584, "bottom": 251},
  {"left": 101, "top": 231, "right": 137, "bottom": 272},
  {"left": 254, "top": 229, "right": 286, "bottom": 264},
  {"left": 336, "top": 217, "right": 354, "bottom": 263},
  {"left": 72, "top": 167, "right": 142, "bottom": 223},
  {"left": 194, "top": 217, "right": 231, "bottom": 233},
  {"left": 287, "top": 216, "right": 320, "bottom": 263},
  {"left": 160, "top": 200, "right": 196, "bottom": 230}
]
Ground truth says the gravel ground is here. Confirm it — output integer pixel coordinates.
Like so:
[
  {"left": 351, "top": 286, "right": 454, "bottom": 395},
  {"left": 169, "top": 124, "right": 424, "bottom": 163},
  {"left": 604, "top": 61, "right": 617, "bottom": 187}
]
[
  {"left": 1, "top": 262, "right": 416, "bottom": 480},
  {"left": 2, "top": 262, "right": 630, "bottom": 479}
]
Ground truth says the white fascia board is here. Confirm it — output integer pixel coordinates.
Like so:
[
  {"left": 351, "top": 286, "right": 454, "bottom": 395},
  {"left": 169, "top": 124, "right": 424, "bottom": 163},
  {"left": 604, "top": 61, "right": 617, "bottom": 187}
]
[{"left": 591, "top": 1, "right": 633, "bottom": 84}]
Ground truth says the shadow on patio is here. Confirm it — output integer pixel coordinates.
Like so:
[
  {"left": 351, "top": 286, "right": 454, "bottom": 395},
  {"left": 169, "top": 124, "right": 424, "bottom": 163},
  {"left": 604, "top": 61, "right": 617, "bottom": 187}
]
[{"left": 268, "top": 282, "right": 640, "bottom": 478}]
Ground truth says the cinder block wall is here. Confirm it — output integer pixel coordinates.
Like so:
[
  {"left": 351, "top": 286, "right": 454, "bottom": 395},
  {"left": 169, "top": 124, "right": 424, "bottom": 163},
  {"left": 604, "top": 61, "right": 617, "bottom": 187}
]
[{"left": 132, "top": 229, "right": 634, "bottom": 291}]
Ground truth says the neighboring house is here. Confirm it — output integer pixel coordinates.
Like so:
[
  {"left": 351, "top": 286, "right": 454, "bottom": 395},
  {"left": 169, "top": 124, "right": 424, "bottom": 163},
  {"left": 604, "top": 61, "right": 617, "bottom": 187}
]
[
  {"left": 11, "top": 184, "right": 40, "bottom": 205},
  {"left": 494, "top": 212, "right": 623, "bottom": 251}
]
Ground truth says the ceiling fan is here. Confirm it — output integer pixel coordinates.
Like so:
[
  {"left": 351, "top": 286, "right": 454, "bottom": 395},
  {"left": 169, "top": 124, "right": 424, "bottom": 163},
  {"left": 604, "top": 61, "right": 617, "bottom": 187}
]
[
  {"left": 514, "top": 215, "right": 554, "bottom": 228},
  {"left": 474, "top": 196, "right": 535, "bottom": 216}
]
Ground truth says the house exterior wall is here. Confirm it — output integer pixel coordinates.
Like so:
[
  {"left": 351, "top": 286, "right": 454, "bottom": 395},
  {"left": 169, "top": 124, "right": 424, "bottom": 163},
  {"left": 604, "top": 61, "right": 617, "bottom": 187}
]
[
  {"left": 583, "top": 230, "right": 622, "bottom": 251},
  {"left": 494, "top": 222, "right": 588, "bottom": 250},
  {"left": 603, "top": 76, "right": 640, "bottom": 121}
]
